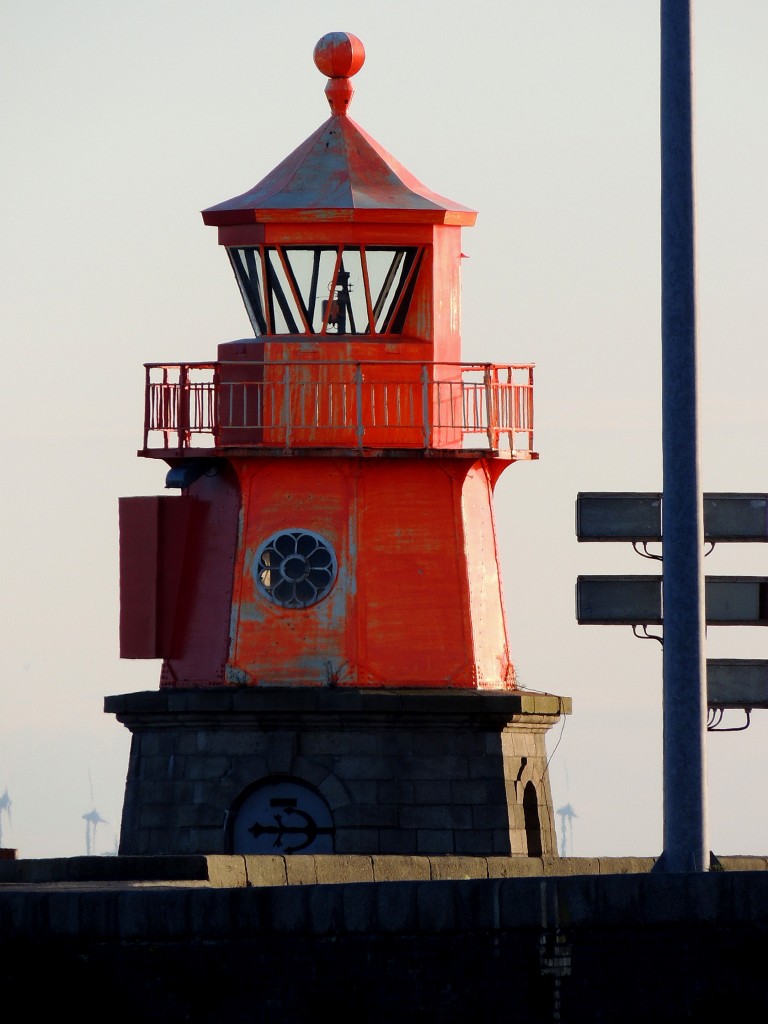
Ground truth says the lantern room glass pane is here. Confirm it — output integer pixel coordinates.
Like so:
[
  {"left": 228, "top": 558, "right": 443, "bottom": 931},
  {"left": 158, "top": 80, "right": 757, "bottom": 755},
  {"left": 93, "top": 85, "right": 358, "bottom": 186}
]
[
  {"left": 263, "top": 249, "right": 304, "bottom": 333},
  {"left": 228, "top": 248, "right": 267, "bottom": 334},
  {"left": 326, "top": 248, "right": 364, "bottom": 335},
  {"left": 366, "top": 248, "right": 419, "bottom": 333},
  {"left": 227, "top": 245, "right": 422, "bottom": 336},
  {"left": 285, "top": 247, "right": 339, "bottom": 331}
]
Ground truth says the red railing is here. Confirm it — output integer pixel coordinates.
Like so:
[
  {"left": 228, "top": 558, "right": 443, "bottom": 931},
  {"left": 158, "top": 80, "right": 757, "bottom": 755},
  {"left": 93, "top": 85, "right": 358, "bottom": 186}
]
[{"left": 142, "top": 361, "right": 535, "bottom": 456}]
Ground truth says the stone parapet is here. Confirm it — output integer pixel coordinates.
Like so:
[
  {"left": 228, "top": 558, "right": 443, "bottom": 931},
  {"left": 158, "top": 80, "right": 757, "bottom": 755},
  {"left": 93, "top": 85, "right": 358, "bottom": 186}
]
[
  {"left": 1, "top": 853, "right": 765, "bottom": 888},
  {"left": 1, "top": 866, "right": 768, "bottom": 1020}
]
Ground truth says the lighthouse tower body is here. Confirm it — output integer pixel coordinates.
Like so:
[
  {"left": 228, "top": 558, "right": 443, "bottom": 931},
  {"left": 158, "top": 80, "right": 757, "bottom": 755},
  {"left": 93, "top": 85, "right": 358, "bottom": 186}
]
[{"left": 109, "top": 34, "right": 570, "bottom": 858}]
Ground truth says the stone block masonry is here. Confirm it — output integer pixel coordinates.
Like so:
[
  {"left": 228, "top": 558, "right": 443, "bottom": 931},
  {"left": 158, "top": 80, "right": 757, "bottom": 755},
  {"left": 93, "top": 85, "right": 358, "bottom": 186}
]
[{"left": 106, "top": 687, "right": 570, "bottom": 858}]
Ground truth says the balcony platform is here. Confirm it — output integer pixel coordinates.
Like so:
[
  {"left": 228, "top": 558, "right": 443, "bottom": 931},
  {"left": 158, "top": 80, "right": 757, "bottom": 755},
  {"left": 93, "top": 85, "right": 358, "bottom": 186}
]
[
  {"left": 141, "top": 359, "right": 537, "bottom": 458},
  {"left": 139, "top": 445, "right": 539, "bottom": 461}
]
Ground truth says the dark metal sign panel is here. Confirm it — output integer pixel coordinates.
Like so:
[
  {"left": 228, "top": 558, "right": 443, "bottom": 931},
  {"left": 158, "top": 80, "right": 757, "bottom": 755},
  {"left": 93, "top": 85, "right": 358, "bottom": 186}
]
[
  {"left": 576, "top": 575, "right": 663, "bottom": 624},
  {"left": 707, "top": 659, "right": 768, "bottom": 709},
  {"left": 576, "top": 575, "right": 768, "bottom": 626},
  {"left": 576, "top": 492, "right": 768, "bottom": 542},
  {"left": 576, "top": 493, "right": 662, "bottom": 541},
  {"left": 703, "top": 494, "right": 768, "bottom": 542}
]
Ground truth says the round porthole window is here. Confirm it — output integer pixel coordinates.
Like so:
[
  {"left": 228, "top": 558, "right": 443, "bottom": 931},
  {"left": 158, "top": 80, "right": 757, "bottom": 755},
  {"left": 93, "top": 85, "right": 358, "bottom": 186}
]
[{"left": 254, "top": 529, "right": 337, "bottom": 608}]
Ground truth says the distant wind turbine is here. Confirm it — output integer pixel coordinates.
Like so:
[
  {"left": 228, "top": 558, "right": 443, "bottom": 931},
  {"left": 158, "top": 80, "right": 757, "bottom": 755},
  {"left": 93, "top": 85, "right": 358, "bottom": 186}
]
[
  {"left": 83, "top": 769, "right": 108, "bottom": 856},
  {"left": 0, "top": 788, "right": 12, "bottom": 848},
  {"left": 556, "top": 803, "right": 578, "bottom": 857},
  {"left": 83, "top": 808, "right": 109, "bottom": 856}
]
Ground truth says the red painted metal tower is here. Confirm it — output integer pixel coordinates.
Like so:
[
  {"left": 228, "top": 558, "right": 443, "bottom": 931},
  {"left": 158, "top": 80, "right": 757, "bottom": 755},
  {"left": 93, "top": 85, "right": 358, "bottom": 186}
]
[{"left": 109, "top": 33, "right": 570, "bottom": 858}]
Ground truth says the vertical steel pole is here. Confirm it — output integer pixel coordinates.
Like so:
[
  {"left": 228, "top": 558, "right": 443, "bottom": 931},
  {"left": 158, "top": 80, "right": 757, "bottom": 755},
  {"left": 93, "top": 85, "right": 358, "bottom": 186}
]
[{"left": 659, "top": 1, "right": 709, "bottom": 871}]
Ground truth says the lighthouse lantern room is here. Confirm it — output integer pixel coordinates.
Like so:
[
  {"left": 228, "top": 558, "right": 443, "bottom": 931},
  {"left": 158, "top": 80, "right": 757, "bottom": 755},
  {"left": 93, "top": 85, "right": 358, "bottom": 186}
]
[{"left": 108, "top": 32, "right": 571, "bottom": 859}]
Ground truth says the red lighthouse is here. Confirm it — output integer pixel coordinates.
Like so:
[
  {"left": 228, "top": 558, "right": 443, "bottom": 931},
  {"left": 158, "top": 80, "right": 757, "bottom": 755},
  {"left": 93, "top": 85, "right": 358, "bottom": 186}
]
[{"left": 109, "top": 33, "right": 570, "bottom": 858}]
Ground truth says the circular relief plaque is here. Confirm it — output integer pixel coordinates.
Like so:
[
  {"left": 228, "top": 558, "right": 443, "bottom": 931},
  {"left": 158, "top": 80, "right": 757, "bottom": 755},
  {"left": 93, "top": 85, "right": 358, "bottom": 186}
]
[{"left": 231, "top": 778, "right": 334, "bottom": 855}]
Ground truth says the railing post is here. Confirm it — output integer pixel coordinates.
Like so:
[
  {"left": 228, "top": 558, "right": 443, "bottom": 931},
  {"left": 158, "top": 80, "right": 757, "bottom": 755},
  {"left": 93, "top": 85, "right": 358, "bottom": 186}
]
[
  {"left": 355, "top": 364, "right": 364, "bottom": 449},
  {"left": 527, "top": 366, "right": 535, "bottom": 454},
  {"left": 283, "top": 364, "right": 291, "bottom": 449},
  {"left": 177, "top": 364, "right": 189, "bottom": 450},
  {"left": 421, "top": 364, "right": 431, "bottom": 448},
  {"left": 143, "top": 365, "right": 151, "bottom": 451},
  {"left": 483, "top": 364, "right": 495, "bottom": 449},
  {"left": 162, "top": 367, "right": 172, "bottom": 450},
  {"left": 211, "top": 363, "right": 221, "bottom": 446}
]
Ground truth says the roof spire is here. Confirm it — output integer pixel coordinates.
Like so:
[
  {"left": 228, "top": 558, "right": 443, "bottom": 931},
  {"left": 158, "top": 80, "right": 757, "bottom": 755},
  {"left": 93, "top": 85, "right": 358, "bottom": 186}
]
[{"left": 313, "top": 31, "right": 365, "bottom": 115}]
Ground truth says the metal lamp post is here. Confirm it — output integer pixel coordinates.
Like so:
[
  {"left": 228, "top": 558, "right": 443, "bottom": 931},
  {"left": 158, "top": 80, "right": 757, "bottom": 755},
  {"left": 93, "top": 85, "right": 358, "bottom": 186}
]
[{"left": 659, "top": 0, "right": 709, "bottom": 871}]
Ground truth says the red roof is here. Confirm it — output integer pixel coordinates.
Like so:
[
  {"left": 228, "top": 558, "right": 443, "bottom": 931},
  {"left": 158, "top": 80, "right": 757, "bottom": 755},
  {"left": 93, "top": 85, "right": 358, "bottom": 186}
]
[
  {"left": 203, "top": 32, "right": 476, "bottom": 228},
  {"left": 203, "top": 114, "right": 476, "bottom": 226}
]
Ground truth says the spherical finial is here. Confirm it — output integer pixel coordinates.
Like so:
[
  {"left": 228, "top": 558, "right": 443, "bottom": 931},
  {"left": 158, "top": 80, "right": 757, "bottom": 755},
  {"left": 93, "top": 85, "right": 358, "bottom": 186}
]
[
  {"left": 313, "top": 32, "right": 365, "bottom": 78},
  {"left": 313, "top": 32, "right": 365, "bottom": 115}
]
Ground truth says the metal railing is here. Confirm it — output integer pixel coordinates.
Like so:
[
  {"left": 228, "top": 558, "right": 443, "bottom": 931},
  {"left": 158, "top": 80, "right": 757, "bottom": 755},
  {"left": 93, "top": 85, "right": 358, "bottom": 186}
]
[{"left": 142, "top": 361, "right": 535, "bottom": 455}]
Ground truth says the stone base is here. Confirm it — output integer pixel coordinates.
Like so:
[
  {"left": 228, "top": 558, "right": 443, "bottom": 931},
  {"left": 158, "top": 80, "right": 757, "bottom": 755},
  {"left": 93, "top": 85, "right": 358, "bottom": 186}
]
[{"left": 105, "top": 688, "right": 571, "bottom": 857}]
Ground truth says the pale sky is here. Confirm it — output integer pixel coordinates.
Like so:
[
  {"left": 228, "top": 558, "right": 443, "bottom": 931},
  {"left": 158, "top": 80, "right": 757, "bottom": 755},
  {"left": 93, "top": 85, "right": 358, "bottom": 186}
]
[{"left": 2, "top": 1, "right": 767, "bottom": 858}]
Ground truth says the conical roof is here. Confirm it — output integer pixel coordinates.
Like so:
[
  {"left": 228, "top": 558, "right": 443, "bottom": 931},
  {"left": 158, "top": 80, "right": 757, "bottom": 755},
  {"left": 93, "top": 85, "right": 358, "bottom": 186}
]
[{"left": 202, "top": 32, "right": 476, "bottom": 228}]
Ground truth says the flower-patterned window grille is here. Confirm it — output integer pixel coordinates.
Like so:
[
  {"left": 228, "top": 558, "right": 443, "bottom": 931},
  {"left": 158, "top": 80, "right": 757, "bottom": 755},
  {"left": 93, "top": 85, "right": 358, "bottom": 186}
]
[{"left": 254, "top": 529, "right": 337, "bottom": 608}]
